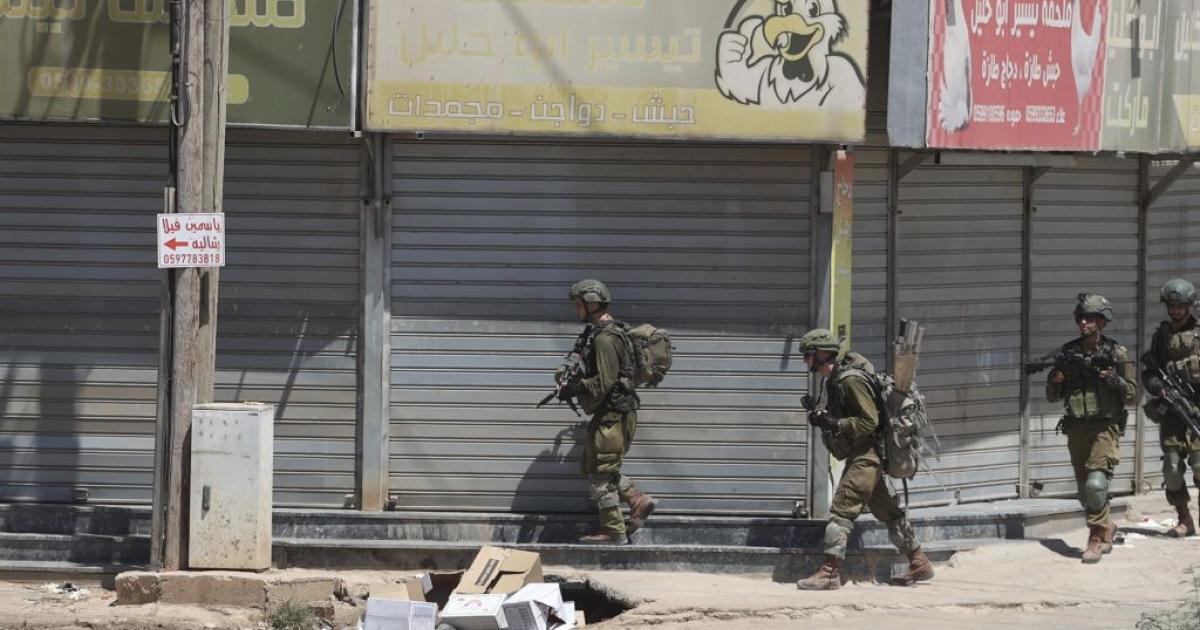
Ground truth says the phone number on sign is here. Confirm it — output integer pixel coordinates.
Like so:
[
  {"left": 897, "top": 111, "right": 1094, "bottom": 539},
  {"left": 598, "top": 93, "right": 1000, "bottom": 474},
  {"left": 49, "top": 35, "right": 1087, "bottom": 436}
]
[{"left": 162, "top": 252, "right": 222, "bottom": 266}]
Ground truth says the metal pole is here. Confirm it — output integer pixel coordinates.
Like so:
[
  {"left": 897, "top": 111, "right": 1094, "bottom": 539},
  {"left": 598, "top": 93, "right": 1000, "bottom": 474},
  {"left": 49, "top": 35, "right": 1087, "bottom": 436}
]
[
  {"left": 1135, "top": 155, "right": 1150, "bottom": 494},
  {"left": 1018, "top": 167, "right": 1034, "bottom": 499}
]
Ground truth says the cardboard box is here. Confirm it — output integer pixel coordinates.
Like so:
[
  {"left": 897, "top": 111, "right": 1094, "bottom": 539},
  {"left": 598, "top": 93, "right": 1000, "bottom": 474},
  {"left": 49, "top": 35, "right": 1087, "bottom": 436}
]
[
  {"left": 364, "top": 596, "right": 437, "bottom": 630},
  {"left": 373, "top": 573, "right": 434, "bottom": 602},
  {"left": 501, "top": 583, "right": 565, "bottom": 630},
  {"left": 455, "top": 546, "right": 543, "bottom": 596},
  {"left": 441, "top": 593, "right": 509, "bottom": 630}
]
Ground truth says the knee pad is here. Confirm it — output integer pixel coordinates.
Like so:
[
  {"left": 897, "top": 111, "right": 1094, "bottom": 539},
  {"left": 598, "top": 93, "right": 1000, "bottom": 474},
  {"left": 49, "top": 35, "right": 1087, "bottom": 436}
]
[
  {"left": 1082, "top": 471, "right": 1110, "bottom": 513},
  {"left": 587, "top": 474, "right": 620, "bottom": 510},
  {"left": 617, "top": 474, "right": 636, "bottom": 498},
  {"left": 887, "top": 518, "right": 918, "bottom": 555},
  {"left": 1163, "top": 452, "right": 1187, "bottom": 492},
  {"left": 823, "top": 516, "right": 854, "bottom": 560}
]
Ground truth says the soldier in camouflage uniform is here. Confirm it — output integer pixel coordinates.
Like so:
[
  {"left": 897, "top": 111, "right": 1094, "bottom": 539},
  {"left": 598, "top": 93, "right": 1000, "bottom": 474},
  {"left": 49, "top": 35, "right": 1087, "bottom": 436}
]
[
  {"left": 795, "top": 329, "right": 934, "bottom": 590},
  {"left": 560, "top": 280, "right": 657, "bottom": 545},
  {"left": 1141, "top": 279, "right": 1200, "bottom": 538},
  {"left": 1046, "top": 294, "right": 1138, "bottom": 563}
]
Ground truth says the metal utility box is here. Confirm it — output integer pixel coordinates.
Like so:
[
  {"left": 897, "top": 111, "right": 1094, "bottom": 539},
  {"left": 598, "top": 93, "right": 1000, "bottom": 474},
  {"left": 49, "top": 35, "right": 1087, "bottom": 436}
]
[{"left": 189, "top": 403, "right": 274, "bottom": 570}]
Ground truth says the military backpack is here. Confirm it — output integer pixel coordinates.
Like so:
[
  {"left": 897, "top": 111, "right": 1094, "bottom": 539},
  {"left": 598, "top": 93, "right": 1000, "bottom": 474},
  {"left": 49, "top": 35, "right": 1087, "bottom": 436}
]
[
  {"left": 616, "top": 322, "right": 674, "bottom": 388},
  {"left": 838, "top": 356, "right": 937, "bottom": 480}
]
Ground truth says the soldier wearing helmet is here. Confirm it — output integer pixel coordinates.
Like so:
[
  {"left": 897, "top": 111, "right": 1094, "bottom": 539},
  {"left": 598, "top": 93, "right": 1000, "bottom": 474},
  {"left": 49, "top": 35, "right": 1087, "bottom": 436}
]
[
  {"left": 1142, "top": 278, "right": 1200, "bottom": 538},
  {"left": 559, "top": 279, "right": 656, "bottom": 544},
  {"left": 794, "top": 329, "right": 934, "bottom": 590},
  {"left": 1045, "top": 293, "right": 1137, "bottom": 563}
]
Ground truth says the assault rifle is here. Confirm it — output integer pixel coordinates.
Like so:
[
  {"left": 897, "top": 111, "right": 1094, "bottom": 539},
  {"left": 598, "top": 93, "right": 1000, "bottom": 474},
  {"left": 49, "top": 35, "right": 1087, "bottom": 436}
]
[
  {"left": 1141, "top": 352, "right": 1200, "bottom": 441},
  {"left": 536, "top": 324, "right": 594, "bottom": 417},
  {"left": 1023, "top": 347, "right": 1132, "bottom": 376}
]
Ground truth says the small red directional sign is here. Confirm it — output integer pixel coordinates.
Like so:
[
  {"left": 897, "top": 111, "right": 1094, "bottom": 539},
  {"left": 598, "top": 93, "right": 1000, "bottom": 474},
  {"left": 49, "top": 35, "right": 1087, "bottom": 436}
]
[{"left": 157, "top": 213, "right": 225, "bottom": 269}]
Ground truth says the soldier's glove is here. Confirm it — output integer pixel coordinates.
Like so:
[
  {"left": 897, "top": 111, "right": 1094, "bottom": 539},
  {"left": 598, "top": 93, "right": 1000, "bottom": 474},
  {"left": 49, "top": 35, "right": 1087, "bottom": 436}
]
[
  {"left": 807, "top": 409, "right": 835, "bottom": 432},
  {"left": 559, "top": 380, "right": 585, "bottom": 400},
  {"left": 1144, "top": 375, "right": 1165, "bottom": 396},
  {"left": 1101, "top": 369, "right": 1127, "bottom": 391},
  {"left": 800, "top": 394, "right": 817, "bottom": 412}
]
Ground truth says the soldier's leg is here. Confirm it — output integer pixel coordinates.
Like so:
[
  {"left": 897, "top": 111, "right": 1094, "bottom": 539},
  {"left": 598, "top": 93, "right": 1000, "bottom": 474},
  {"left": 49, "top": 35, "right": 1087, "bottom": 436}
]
[
  {"left": 825, "top": 454, "right": 884, "bottom": 558},
  {"left": 579, "top": 413, "right": 629, "bottom": 543},
  {"left": 865, "top": 484, "right": 915, "bottom": 554},
  {"left": 1082, "top": 425, "right": 1120, "bottom": 528}
]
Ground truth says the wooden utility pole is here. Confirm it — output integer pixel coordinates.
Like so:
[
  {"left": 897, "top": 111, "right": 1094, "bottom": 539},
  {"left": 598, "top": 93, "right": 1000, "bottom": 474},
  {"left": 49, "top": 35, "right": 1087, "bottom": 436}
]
[{"left": 154, "top": 0, "right": 229, "bottom": 572}]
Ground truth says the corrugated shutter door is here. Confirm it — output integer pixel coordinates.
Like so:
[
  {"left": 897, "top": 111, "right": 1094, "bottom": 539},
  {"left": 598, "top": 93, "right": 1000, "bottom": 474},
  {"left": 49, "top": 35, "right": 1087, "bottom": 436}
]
[
  {"left": 1143, "top": 161, "right": 1200, "bottom": 492},
  {"left": 853, "top": 114, "right": 889, "bottom": 362},
  {"left": 217, "top": 130, "right": 360, "bottom": 508},
  {"left": 0, "top": 124, "right": 162, "bottom": 504},
  {"left": 897, "top": 164, "right": 1023, "bottom": 504},
  {"left": 1029, "top": 158, "right": 1140, "bottom": 497},
  {"left": 390, "top": 139, "right": 810, "bottom": 515}
]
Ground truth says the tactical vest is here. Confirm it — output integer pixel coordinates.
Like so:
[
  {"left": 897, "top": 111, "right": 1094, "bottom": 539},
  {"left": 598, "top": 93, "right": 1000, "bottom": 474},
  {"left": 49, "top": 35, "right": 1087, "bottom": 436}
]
[
  {"left": 582, "top": 323, "right": 639, "bottom": 414},
  {"left": 1060, "top": 337, "right": 1126, "bottom": 421}
]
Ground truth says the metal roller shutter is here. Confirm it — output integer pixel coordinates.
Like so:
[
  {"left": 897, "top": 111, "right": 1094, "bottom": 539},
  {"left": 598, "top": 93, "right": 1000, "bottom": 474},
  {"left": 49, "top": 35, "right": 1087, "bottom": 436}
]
[
  {"left": 217, "top": 129, "right": 360, "bottom": 508},
  {"left": 1028, "top": 158, "right": 1140, "bottom": 498},
  {"left": 897, "top": 163, "right": 1023, "bottom": 505},
  {"left": 0, "top": 124, "right": 359, "bottom": 509},
  {"left": 0, "top": 124, "right": 163, "bottom": 504},
  {"left": 390, "top": 138, "right": 811, "bottom": 515},
  {"left": 1143, "top": 160, "right": 1200, "bottom": 493},
  {"left": 853, "top": 113, "right": 890, "bottom": 363}
]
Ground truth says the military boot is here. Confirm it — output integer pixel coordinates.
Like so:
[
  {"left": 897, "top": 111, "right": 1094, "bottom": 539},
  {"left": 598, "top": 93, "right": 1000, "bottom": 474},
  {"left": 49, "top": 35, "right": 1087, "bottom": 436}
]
[
  {"left": 1099, "top": 522, "right": 1117, "bottom": 554},
  {"left": 796, "top": 555, "right": 842, "bottom": 590},
  {"left": 625, "top": 491, "right": 658, "bottom": 535},
  {"left": 1081, "top": 525, "right": 1105, "bottom": 564},
  {"left": 579, "top": 507, "right": 628, "bottom": 545},
  {"left": 1169, "top": 499, "right": 1197, "bottom": 538},
  {"left": 893, "top": 548, "right": 935, "bottom": 585}
]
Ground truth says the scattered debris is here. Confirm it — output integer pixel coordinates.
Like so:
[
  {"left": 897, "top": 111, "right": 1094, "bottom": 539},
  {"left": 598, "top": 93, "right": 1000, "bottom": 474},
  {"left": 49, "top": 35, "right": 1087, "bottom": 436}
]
[{"left": 40, "top": 582, "right": 90, "bottom": 601}]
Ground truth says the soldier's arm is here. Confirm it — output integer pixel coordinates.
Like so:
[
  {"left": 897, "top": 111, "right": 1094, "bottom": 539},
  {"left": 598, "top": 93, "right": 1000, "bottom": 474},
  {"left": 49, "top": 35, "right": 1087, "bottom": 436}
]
[
  {"left": 1115, "top": 345, "right": 1138, "bottom": 404},
  {"left": 833, "top": 376, "right": 880, "bottom": 439},
  {"left": 1141, "top": 328, "right": 1166, "bottom": 391},
  {"left": 1046, "top": 371, "right": 1062, "bottom": 403},
  {"left": 578, "top": 332, "right": 621, "bottom": 402}
]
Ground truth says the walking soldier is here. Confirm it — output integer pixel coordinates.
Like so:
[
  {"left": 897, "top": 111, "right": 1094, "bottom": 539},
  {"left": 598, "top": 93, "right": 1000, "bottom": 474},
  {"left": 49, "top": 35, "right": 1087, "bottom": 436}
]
[
  {"left": 795, "top": 329, "right": 934, "bottom": 590},
  {"left": 1141, "top": 279, "right": 1200, "bottom": 538},
  {"left": 556, "top": 279, "right": 657, "bottom": 544},
  {"left": 1045, "top": 293, "right": 1138, "bottom": 563}
]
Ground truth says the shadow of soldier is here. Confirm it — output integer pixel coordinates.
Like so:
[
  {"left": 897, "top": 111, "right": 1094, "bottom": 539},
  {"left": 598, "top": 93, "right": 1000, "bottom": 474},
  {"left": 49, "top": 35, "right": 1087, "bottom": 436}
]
[
  {"left": 1039, "top": 538, "right": 1084, "bottom": 560},
  {"left": 509, "top": 424, "right": 589, "bottom": 543}
]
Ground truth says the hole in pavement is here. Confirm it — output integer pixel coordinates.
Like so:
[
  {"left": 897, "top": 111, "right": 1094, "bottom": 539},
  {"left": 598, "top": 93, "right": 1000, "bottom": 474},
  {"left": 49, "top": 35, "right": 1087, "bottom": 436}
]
[{"left": 545, "top": 574, "right": 634, "bottom": 623}]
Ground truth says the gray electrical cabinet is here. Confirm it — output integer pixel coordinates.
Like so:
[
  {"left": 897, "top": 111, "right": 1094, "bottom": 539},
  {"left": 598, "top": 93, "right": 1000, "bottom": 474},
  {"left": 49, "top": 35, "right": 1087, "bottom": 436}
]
[{"left": 189, "top": 403, "right": 274, "bottom": 570}]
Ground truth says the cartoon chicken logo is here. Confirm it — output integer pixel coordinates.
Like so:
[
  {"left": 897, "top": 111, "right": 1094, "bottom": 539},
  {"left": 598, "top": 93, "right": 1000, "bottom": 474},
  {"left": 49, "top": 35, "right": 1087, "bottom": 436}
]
[{"left": 716, "top": 0, "right": 865, "bottom": 109}]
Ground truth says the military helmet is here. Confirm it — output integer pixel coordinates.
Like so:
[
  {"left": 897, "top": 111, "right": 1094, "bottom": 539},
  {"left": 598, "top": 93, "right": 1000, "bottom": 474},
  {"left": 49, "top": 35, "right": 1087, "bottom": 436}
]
[
  {"left": 1074, "top": 293, "right": 1114, "bottom": 322},
  {"left": 800, "top": 328, "right": 841, "bottom": 354},
  {"left": 569, "top": 279, "right": 611, "bottom": 304},
  {"left": 1160, "top": 278, "right": 1197, "bottom": 305}
]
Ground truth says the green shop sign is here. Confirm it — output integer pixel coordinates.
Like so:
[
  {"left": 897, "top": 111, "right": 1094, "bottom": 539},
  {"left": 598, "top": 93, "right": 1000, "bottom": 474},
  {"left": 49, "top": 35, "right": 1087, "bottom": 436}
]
[{"left": 0, "top": 0, "right": 355, "bottom": 129}]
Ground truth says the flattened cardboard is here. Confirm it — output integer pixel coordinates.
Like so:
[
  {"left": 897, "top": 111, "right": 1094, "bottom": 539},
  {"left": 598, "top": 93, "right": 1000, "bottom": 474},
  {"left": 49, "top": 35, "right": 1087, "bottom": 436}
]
[
  {"left": 456, "top": 546, "right": 543, "bottom": 596},
  {"left": 373, "top": 574, "right": 432, "bottom": 602}
]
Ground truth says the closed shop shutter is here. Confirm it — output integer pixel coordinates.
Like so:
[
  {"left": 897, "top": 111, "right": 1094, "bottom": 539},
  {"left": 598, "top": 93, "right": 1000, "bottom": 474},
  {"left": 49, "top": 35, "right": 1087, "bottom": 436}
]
[
  {"left": 0, "top": 124, "right": 163, "bottom": 504},
  {"left": 0, "top": 124, "right": 359, "bottom": 508},
  {"left": 1143, "top": 160, "right": 1200, "bottom": 492},
  {"left": 217, "top": 130, "right": 361, "bottom": 508},
  {"left": 853, "top": 113, "right": 890, "bottom": 363},
  {"left": 896, "top": 163, "right": 1023, "bottom": 504},
  {"left": 1028, "top": 158, "right": 1140, "bottom": 498},
  {"left": 390, "top": 138, "right": 810, "bottom": 515}
]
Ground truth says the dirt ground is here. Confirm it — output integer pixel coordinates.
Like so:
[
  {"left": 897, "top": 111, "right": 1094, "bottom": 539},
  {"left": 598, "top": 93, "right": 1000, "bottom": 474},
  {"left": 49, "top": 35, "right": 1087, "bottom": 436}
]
[{"left": 0, "top": 492, "right": 1195, "bottom": 630}]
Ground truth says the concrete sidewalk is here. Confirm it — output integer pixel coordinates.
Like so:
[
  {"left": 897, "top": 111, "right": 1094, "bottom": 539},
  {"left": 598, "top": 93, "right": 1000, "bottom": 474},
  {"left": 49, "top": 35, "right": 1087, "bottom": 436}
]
[{"left": 0, "top": 492, "right": 1194, "bottom": 629}]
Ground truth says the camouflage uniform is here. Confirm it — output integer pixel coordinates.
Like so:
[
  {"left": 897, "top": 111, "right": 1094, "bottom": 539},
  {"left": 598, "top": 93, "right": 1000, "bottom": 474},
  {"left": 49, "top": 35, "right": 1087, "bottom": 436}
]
[
  {"left": 1141, "top": 278, "right": 1200, "bottom": 536},
  {"left": 563, "top": 279, "right": 656, "bottom": 544},
  {"left": 575, "top": 321, "right": 642, "bottom": 537},
  {"left": 1044, "top": 293, "right": 1136, "bottom": 563},
  {"left": 819, "top": 356, "right": 914, "bottom": 558},
  {"left": 795, "top": 330, "right": 932, "bottom": 590},
  {"left": 1045, "top": 336, "right": 1136, "bottom": 527}
]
